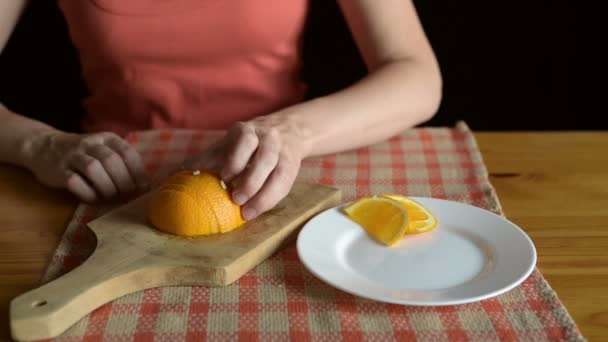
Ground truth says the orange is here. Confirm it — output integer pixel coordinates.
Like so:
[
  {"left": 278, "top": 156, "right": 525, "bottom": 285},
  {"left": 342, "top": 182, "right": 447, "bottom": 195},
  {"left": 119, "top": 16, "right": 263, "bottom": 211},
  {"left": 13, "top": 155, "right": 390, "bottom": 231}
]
[
  {"left": 380, "top": 194, "right": 438, "bottom": 234},
  {"left": 148, "top": 170, "right": 245, "bottom": 237},
  {"left": 343, "top": 196, "right": 409, "bottom": 246}
]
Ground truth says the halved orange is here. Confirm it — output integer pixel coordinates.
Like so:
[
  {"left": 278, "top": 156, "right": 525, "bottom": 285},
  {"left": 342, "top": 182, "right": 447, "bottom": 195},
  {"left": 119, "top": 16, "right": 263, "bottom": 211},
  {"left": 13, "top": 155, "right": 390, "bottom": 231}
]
[
  {"left": 381, "top": 194, "right": 437, "bottom": 234},
  {"left": 343, "top": 196, "right": 409, "bottom": 246},
  {"left": 148, "top": 170, "right": 245, "bottom": 237}
]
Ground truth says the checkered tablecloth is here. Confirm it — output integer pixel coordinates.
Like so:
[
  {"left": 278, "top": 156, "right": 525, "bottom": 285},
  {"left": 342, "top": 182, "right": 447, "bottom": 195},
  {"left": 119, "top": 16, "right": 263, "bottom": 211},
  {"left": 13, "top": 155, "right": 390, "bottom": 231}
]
[{"left": 38, "top": 122, "right": 583, "bottom": 341}]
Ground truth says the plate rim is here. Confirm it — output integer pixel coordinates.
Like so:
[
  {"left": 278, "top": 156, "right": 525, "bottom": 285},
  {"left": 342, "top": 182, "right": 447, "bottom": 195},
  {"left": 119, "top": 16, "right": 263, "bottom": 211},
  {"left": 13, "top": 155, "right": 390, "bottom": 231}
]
[{"left": 296, "top": 197, "right": 537, "bottom": 306}]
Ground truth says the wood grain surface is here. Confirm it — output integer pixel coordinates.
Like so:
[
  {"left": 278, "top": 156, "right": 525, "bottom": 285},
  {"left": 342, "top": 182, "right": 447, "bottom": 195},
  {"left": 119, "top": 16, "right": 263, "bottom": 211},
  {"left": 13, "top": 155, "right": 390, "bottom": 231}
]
[
  {"left": 0, "top": 132, "right": 607, "bottom": 340},
  {"left": 476, "top": 132, "right": 608, "bottom": 341}
]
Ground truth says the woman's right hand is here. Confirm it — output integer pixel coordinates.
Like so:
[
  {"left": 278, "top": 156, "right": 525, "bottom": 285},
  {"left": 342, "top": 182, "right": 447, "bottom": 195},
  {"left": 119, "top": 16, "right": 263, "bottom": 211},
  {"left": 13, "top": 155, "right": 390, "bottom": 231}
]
[{"left": 21, "top": 131, "right": 148, "bottom": 203}]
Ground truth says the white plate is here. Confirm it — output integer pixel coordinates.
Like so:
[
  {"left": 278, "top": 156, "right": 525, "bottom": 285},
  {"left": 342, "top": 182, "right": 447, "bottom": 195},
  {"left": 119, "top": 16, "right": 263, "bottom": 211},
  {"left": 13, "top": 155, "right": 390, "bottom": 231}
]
[{"left": 297, "top": 197, "right": 536, "bottom": 306}]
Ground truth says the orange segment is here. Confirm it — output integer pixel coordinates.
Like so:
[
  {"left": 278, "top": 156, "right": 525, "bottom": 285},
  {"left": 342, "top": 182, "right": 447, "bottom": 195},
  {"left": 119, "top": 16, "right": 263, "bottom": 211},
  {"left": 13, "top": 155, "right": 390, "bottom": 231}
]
[
  {"left": 380, "top": 194, "right": 437, "bottom": 234},
  {"left": 343, "top": 196, "right": 409, "bottom": 246}
]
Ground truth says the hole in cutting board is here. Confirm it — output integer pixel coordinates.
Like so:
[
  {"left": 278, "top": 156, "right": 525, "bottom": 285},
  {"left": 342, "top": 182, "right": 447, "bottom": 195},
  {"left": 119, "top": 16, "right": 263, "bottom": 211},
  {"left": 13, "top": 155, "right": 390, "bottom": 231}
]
[{"left": 32, "top": 300, "right": 47, "bottom": 308}]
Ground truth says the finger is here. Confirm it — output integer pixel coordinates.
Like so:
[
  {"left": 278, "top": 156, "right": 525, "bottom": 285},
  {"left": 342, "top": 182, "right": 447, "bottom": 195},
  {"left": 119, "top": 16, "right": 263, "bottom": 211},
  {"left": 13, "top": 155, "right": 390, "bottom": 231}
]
[
  {"left": 231, "top": 133, "right": 280, "bottom": 205},
  {"left": 86, "top": 144, "right": 136, "bottom": 195},
  {"left": 240, "top": 158, "right": 298, "bottom": 220},
  {"left": 105, "top": 138, "right": 149, "bottom": 191},
  {"left": 65, "top": 170, "right": 97, "bottom": 203},
  {"left": 220, "top": 123, "right": 259, "bottom": 181},
  {"left": 68, "top": 153, "right": 118, "bottom": 199}
]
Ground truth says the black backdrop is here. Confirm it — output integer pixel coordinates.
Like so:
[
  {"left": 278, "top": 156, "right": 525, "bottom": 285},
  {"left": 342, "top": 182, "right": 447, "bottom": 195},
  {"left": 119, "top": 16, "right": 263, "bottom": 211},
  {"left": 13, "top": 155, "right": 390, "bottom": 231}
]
[{"left": 0, "top": 0, "right": 577, "bottom": 133}]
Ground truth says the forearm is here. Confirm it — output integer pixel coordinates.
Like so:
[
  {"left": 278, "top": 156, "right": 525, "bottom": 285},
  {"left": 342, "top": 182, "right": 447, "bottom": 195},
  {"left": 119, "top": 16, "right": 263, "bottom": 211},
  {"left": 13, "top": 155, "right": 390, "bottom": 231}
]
[
  {"left": 265, "top": 58, "right": 441, "bottom": 157},
  {"left": 0, "top": 103, "right": 59, "bottom": 167}
]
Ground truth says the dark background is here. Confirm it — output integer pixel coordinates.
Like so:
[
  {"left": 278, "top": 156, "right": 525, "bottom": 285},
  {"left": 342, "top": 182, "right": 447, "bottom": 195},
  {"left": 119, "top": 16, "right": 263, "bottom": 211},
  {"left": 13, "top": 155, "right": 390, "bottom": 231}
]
[{"left": 0, "top": 0, "right": 579, "bottom": 133}]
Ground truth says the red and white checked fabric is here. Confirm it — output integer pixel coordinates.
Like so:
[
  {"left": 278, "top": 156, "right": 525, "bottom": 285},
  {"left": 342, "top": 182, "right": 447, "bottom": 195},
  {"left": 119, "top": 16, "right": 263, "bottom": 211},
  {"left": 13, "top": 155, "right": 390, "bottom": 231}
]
[{"left": 39, "top": 122, "right": 583, "bottom": 341}]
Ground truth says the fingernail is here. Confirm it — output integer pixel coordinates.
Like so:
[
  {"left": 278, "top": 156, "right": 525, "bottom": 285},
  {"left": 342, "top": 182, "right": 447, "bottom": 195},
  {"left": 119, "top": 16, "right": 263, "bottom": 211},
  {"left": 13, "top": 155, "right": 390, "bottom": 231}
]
[
  {"left": 232, "top": 192, "right": 247, "bottom": 205},
  {"left": 242, "top": 207, "right": 257, "bottom": 220}
]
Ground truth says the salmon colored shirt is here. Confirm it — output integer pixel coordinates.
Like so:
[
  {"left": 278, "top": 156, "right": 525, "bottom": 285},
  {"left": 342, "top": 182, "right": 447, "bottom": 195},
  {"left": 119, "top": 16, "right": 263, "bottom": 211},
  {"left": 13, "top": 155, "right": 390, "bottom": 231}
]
[{"left": 58, "top": 0, "right": 308, "bottom": 136}]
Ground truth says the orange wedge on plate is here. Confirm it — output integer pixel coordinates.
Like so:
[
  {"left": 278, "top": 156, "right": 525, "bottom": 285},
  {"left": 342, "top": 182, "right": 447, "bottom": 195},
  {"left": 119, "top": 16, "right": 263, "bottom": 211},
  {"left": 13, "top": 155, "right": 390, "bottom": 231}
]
[
  {"left": 381, "top": 194, "right": 438, "bottom": 234},
  {"left": 343, "top": 196, "right": 409, "bottom": 246}
]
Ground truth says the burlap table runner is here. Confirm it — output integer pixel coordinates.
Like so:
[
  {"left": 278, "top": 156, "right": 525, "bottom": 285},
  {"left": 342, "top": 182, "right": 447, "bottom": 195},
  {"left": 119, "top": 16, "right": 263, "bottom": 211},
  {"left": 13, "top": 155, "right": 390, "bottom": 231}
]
[{"left": 37, "top": 122, "right": 583, "bottom": 341}]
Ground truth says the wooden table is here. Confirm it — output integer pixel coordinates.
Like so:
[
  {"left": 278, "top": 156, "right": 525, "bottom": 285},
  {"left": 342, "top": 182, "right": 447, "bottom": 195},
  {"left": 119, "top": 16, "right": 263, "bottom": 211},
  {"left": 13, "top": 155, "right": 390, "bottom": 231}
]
[{"left": 1, "top": 132, "right": 607, "bottom": 341}]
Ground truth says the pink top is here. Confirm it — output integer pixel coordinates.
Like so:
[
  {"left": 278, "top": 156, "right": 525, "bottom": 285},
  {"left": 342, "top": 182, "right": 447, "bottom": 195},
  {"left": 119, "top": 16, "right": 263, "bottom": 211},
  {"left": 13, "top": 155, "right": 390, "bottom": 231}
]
[{"left": 58, "top": 0, "right": 308, "bottom": 135}]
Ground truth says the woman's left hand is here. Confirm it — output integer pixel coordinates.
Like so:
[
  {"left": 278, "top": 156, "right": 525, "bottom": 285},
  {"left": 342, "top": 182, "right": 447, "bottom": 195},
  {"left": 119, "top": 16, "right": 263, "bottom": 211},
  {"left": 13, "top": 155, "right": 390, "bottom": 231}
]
[{"left": 182, "top": 117, "right": 309, "bottom": 220}]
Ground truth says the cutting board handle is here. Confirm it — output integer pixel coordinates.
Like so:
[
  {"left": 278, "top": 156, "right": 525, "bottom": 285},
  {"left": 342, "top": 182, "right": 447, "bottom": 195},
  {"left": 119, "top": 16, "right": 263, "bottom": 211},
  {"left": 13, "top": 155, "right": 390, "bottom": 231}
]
[
  {"left": 10, "top": 183, "right": 341, "bottom": 341},
  {"left": 10, "top": 238, "right": 158, "bottom": 341}
]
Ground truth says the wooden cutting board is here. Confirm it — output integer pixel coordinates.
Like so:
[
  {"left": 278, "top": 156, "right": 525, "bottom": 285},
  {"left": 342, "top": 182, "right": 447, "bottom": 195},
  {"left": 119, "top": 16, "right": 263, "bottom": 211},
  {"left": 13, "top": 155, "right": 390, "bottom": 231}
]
[{"left": 10, "top": 182, "right": 341, "bottom": 341}]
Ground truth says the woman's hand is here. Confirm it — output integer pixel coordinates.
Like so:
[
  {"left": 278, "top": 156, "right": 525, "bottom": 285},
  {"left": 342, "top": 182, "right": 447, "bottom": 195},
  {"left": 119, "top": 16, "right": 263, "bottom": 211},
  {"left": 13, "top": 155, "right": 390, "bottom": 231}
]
[
  {"left": 22, "top": 131, "right": 148, "bottom": 203},
  {"left": 183, "top": 117, "right": 309, "bottom": 220}
]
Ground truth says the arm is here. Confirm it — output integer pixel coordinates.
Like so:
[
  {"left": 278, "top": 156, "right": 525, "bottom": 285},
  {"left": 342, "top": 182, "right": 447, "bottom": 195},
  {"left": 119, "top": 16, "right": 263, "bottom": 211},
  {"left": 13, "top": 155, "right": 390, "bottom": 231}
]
[
  {"left": 0, "top": 104, "right": 59, "bottom": 167},
  {"left": 0, "top": 0, "right": 62, "bottom": 168},
  {"left": 258, "top": 0, "right": 442, "bottom": 156},
  {"left": 185, "top": 0, "right": 441, "bottom": 219},
  {"left": 0, "top": 0, "right": 27, "bottom": 52},
  {"left": 0, "top": 101, "right": 149, "bottom": 202},
  {"left": 0, "top": 0, "right": 147, "bottom": 202},
  {"left": 0, "top": 0, "right": 44, "bottom": 167}
]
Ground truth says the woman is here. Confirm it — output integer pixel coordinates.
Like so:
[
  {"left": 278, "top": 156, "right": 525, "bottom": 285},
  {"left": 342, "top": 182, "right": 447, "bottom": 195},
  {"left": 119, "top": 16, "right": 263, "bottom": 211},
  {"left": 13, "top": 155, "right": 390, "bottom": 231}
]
[{"left": 0, "top": 0, "right": 441, "bottom": 220}]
